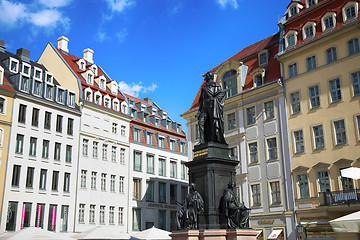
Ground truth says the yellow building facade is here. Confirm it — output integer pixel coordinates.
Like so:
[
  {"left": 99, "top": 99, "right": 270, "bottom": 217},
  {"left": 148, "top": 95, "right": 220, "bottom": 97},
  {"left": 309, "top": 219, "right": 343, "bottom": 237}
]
[{"left": 278, "top": 0, "right": 360, "bottom": 239}]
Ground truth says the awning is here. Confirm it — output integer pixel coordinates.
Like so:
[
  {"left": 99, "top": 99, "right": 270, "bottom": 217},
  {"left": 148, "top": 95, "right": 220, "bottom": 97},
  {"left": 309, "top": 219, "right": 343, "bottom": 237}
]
[
  {"left": 341, "top": 167, "right": 360, "bottom": 180},
  {"left": 330, "top": 211, "right": 360, "bottom": 233},
  {"left": 267, "top": 229, "right": 282, "bottom": 239}
]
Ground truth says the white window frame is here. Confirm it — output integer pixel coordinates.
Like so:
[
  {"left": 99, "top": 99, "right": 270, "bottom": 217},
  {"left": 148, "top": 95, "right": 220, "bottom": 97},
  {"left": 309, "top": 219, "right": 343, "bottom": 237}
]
[
  {"left": 0, "top": 66, "right": 3, "bottom": 85},
  {"left": 292, "top": 129, "right": 305, "bottom": 154},
  {"left": 94, "top": 91, "right": 102, "bottom": 105},
  {"left": 312, "top": 124, "right": 325, "bottom": 150},
  {"left": 308, "top": 84, "right": 321, "bottom": 109},
  {"left": 328, "top": 78, "right": 342, "bottom": 103},
  {"left": 32, "top": 79, "right": 42, "bottom": 97},
  {"left": 112, "top": 98, "right": 120, "bottom": 111},
  {"left": 121, "top": 102, "right": 127, "bottom": 114},
  {"left": 285, "top": 31, "right": 298, "bottom": 48},
  {"left": 0, "top": 96, "right": 7, "bottom": 115},
  {"left": 78, "top": 59, "right": 86, "bottom": 71},
  {"left": 21, "top": 62, "right": 31, "bottom": 77},
  {"left": 44, "top": 83, "right": 54, "bottom": 100},
  {"left": 287, "top": 2, "right": 303, "bottom": 18},
  {"left": 99, "top": 76, "right": 106, "bottom": 90},
  {"left": 250, "top": 183, "right": 262, "bottom": 207},
  {"left": 342, "top": 2, "right": 358, "bottom": 23},
  {"left": 86, "top": 70, "right": 94, "bottom": 85},
  {"left": 266, "top": 136, "right": 278, "bottom": 161},
  {"left": 91, "top": 64, "right": 98, "bottom": 76},
  {"left": 258, "top": 50, "right": 268, "bottom": 66},
  {"left": 9, "top": 57, "right": 19, "bottom": 74},
  {"left": 246, "top": 105, "right": 256, "bottom": 126},
  {"left": 290, "top": 91, "right": 301, "bottom": 115},
  {"left": 84, "top": 88, "right": 93, "bottom": 102},
  {"left": 306, "top": 0, "right": 317, "bottom": 8},
  {"left": 355, "top": 114, "right": 360, "bottom": 141},
  {"left": 264, "top": 100, "right": 275, "bottom": 120},
  {"left": 302, "top": 22, "right": 316, "bottom": 40},
  {"left": 56, "top": 86, "right": 66, "bottom": 104},
  {"left": 350, "top": 70, "right": 360, "bottom": 97},
  {"left": 111, "top": 81, "right": 118, "bottom": 95},
  {"left": 268, "top": 180, "right": 282, "bottom": 205},
  {"left": 321, "top": 12, "right": 336, "bottom": 32},
  {"left": 103, "top": 95, "right": 111, "bottom": 108},
  {"left": 248, "top": 141, "right": 258, "bottom": 164},
  {"left": 288, "top": 62, "right": 298, "bottom": 78},
  {"left": 332, "top": 118, "right": 347, "bottom": 146},
  {"left": 44, "top": 71, "right": 53, "bottom": 84},
  {"left": 19, "top": 73, "right": 30, "bottom": 92},
  {"left": 67, "top": 90, "right": 76, "bottom": 107},
  {"left": 33, "top": 66, "right": 43, "bottom": 81},
  {"left": 0, "top": 127, "right": 4, "bottom": 147}
]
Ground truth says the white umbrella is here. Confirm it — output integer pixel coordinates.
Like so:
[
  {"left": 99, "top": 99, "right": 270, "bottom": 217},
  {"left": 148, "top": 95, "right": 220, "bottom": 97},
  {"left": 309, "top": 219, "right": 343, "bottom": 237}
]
[
  {"left": 131, "top": 227, "right": 171, "bottom": 240},
  {"left": 341, "top": 167, "right": 360, "bottom": 180},
  {"left": 0, "top": 227, "right": 74, "bottom": 240},
  {"left": 330, "top": 211, "right": 360, "bottom": 233},
  {"left": 78, "top": 226, "right": 131, "bottom": 240}
]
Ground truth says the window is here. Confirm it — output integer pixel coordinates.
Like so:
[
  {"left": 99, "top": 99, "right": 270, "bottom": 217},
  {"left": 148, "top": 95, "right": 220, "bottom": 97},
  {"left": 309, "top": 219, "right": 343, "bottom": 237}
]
[
  {"left": 118, "top": 207, "right": 124, "bottom": 225},
  {"left": 348, "top": 38, "right": 360, "bottom": 55},
  {"left": 267, "top": 137, "right": 277, "bottom": 160},
  {"left": 121, "top": 126, "right": 126, "bottom": 136},
  {"left": 109, "top": 206, "right": 115, "bottom": 224},
  {"left": 44, "top": 111, "right": 51, "bottom": 130},
  {"left": 85, "top": 89, "right": 92, "bottom": 102},
  {"left": 180, "top": 142, "right": 186, "bottom": 154},
  {"left": 31, "top": 108, "right": 39, "bottom": 127},
  {"left": 35, "top": 203, "right": 45, "bottom": 228},
  {"left": 86, "top": 72, "right": 94, "bottom": 85},
  {"left": 264, "top": 101, "right": 274, "bottom": 120},
  {"left": 42, "top": 140, "right": 49, "bottom": 158},
  {"left": 6, "top": 202, "right": 18, "bottom": 231},
  {"left": 47, "top": 205, "right": 57, "bottom": 230},
  {"left": 290, "top": 92, "right": 301, "bottom": 114},
  {"left": 54, "top": 142, "right": 61, "bottom": 161},
  {"left": 93, "top": 141, "right": 98, "bottom": 158},
  {"left": 112, "top": 123, "right": 117, "bottom": 134},
  {"left": 120, "top": 148, "right": 125, "bottom": 164},
  {"left": 67, "top": 118, "right": 74, "bottom": 135},
  {"left": 293, "top": 130, "right": 304, "bottom": 153},
  {"left": 181, "top": 162, "right": 187, "bottom": 180},
  {"left": 227, "top": 113, "right": 236, "bottom": 130},
  {"left": 313, "top": 125, "right": 325, "bottom": 149},
  {"left": 111, "top": 146, "right": 117, "bottom": 163},
  {"left": 91, "top": 172, "right": 97, "bottom": 190},
  {"left": 15, "top": 134, "right": 24, "bottom": 154},
  {"left": 28, "top": 137, "right": 37, "bottom": 157},
  {"left": 110, "top": 175, "right": 116, "bottom": 192},
  {"left": 343, "top": 3, "right": 357, "bottom": 22},
  {"left": 287, "top": 34, "right": 296, "bottom": 47},
  {"left": 248, "top": 142, "right": 258, "bottom": 164},
  {"left": 251, "top": 184, "right": 261, "bottom": 207},
  {"left": 56, "top": 115, "right": 63, "bottom": 133},
  {"left": 170, "top": 161, "right": 177, "bottom": 178},
  {"left": 229, "top": 147, "right": 238, "bottom": 161},
  {"left": 11, "top": 165, "right": 21, "bottom": 187},
  {"left": 22, "top": 202, "right": 32, "bottom": 229},
  {"left": 159, "top": 210, "right": 166, "bottom": 230},
  {"left": 18, "top": 104, "right": 26, "bottom": 123},
  {"left": 134, "top": 128, "right": 142, "bottom": 143},
  {"left": 101, "top": 173, "right": 107, "bottom": 191},
  {"left": 57, "top": 88, "right": 65, "bottom": 104},
  {"left": 270, "top": 181, "right": 281, "bottom": 205},
  {"left": 306, "top": 55, "right": 316, "bottom": 71},
  {"left": 159, "top": 158, "right": 166, "bottom": 176},
  {"left": 104, "top": 97, "right": 110, "bottom": 108},
  {"left": 26, "top": 167, "right": 35, "bottom": 188},
  {"left": 39, "top": 169, "right": 47, "bottom": 190},
  {"left": 100, "top": 206, "right": 105, "bottom": 224},
  {"left": 333, "top": 119, "right": 346, "bottom": 145},
  {"left": 170, "top": 184, "right": 178, "bottom": 205},
  {"left": 20, "top": 75, "right": 30, "bottom": 92},
  {"left": 68, "top": 92, "right": 75, "bottom": 107},
  {"left": 297, "top": 174, "right": 310, "bottom": 199},
  {"left": 158, "top": 137, "right": 166, "bottom": 149},
  {"left": 170, "top": 139, "right": 177, "bottom": 151},
  {"left": 78, "top": 204, "right": 85, "bottom": 223},
  {"left": 259, "top": 52, "right": 267, "bottom": 66},
  {"left": 317, "top": 171, "right": 330, "bottom": 192},
  {"left": 288, "top": 63, "right": 297, "bottom": 78},
  {"left": 147, "top": 154, "right": 154, "bottom": 174},
  {"left": 83, "top": 139, "right": 89, "bottom": 156},
  {"left": 329, "top": 79, "right": 342, "bottom": 102},
  {"left": 340, "top": 168, "right": 354, "bottom": 191},
  {"left": 81, "top": 170, "right": 87, "bottom": 188},
  {"left": 33, "top": 80, "right": 42, "bottom": 96},
  {"left": 90, "top": 205, "right": 95, "bottom": 224},
  {"left": 99, "top": 78, "right": 106, "bottom": 90},
  {"left": 34, "top": 68, "right": 42, "bottom": 80},
  {"left": 0, "top": 97, "right": 5, "bottom": 114},
  {"left": 326, "top": 47, "right": 337, "bottom": 64},
  {"left": 134, "top": 151, "right": 142, "bottom": 171},
  {"left": 159, "top": 182, "right": 166, "bottom": 203},
  {"left": 146, "top": 132, "right": 154, "bottom": 146},
  {"left": 254, "top": 75, "right": 263, "bottom": 87},
  {"left": 66, "top": 145, "right": 72, "bottom": 163},
  {"left": 52, "top": 171, "right": 59, "bottom": 191},
  {"left": 133, "top": 208, "right": 141, "bottom": 231},
  {"left": 45, "top": 84, "right": 54, "bottom": 100},
  {"left": 246, "top": 106, "right": 256, "bottom": 125},
  {"left": 146, "top": 181, "right": 154, "bottom": 202},
  {"left": 307, "top": 0, "right": 316, "bottom": 8},
  {"left": 309, "top": 85, "right": 320, "bottom": 108},
  {"left": 304, "top": 25, "right": 314, "bottom": 39},
  {"left": 223, "top": 70, "right": 237, "bottom": 98},
  {"left": 323, "top": 15, "right": 335, "bottom": 31},
  {"left": 351, "top": 71, "right": 360, "bottom": 96},
  {"left": 133, "top": 178, "right": 141, "bottom": 200},
  {"left": 9, "top": 57, "right": 19, "bottom": 73},
  {"left": 119, "top": 176, "right": 125, "bottom": 193}
]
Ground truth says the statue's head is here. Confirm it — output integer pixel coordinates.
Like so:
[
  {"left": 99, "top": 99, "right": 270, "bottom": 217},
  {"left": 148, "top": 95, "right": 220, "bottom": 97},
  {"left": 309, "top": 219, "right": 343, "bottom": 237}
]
[
  {"left": 228, "top": 182, "right": 236, "bottom": 190},
  {"left": 204, "top": 72, "right": 214, "bottom": 82},
  {"left": 189, "top": 183, "right": 196, "bottom": 192}
]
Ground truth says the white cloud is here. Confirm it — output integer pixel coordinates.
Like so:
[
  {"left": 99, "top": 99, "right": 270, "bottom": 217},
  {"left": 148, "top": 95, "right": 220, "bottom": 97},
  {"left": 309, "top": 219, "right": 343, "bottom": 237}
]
[
  {"left": 167, "top": 3, "right": 182, "bottom": 17},
  {"left": 217, "top": 0, "right": 238, "bottom": 9},
  {"left": 30, "top": 9, "right": 61, "bottom": 26},
  {"left": 38, "top": 0, "right": 71, "bottom": 8},
  {"left": 105, "top": 0, "right": 135, "bottom": 12},
  {"left": 116, "top": 29, "right": 128, "bottom": 43},
  {"left": 118, "top": 81, "right": 157, "bottom": 97},
  {"left": 0, "top": 0, "right": 27, "bottom": 25}
]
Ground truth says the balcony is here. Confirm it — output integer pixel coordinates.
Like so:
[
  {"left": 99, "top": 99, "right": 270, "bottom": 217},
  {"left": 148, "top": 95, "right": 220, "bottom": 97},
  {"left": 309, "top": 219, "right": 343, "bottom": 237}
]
[{"left": 320, "top": 189, "right": 360, "bottom": 206}]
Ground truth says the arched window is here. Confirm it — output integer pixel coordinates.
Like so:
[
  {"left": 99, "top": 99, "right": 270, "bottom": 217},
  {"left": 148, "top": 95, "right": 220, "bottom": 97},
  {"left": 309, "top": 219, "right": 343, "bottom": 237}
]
[
  {"left": 348, "top": 38, "right": 360, "bottom": 56},
  {"left": 326, "top": 47, "right": 337, "bottom": 64},
  {"left": 223, "top": 70, "right": 237, "bottom": 98}
]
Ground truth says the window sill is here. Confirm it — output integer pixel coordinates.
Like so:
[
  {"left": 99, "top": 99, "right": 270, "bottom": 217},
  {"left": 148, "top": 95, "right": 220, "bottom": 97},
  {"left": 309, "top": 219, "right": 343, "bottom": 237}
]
[
  {"left": 28, "top": 156, "right": 36, "bottom": 161},
  {"left": 270, "top": 203, "right": 283, "bottom": 207},
  {"left": 30, "top": 127, "right": 39, "bottom": 131},
  {"left": 14, "top": 154, "right": 23, "bottom": 158},
  {"left": 267, "top": 158, "right": 279, "bottom": 163},
  {"left": 41, "top": 158, "right": 49, "bottom": 163},
  {"left": 54, "top": 161, "right": 61, "bottom": 165},
  {"left": 251, "top": 205, "right": 262, "bottom": 209},
  {"left": 55, "top": 133, "right": 63, "bottom": 137},
  {"left": 11, "top": 187, "right": 20, "bottom": 192},
  {"left": 248, "top": 162, "right": 259, "bottom": 166}
]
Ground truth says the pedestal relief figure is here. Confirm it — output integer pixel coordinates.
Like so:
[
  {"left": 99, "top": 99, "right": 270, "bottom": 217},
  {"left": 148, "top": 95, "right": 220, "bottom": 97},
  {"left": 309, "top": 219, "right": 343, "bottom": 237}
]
[
  {"left": 219, "top": 182, "right": 251, "bottom": 229},
  {"left": 177, "top": 183, "right": 204, "bottom": 230},
  {"left": 196, "top": 72, "right": 226, "bottom": 145}
]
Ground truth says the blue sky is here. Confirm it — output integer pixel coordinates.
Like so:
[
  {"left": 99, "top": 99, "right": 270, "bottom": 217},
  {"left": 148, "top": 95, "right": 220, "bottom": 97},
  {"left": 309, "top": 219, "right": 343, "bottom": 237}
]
[{"left": 0, "top": 0, "right": 289, "bottom": 132}]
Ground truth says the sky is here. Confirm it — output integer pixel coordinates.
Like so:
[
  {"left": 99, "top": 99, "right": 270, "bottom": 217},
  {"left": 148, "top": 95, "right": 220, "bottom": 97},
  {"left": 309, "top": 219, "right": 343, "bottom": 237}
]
[{"left": 0, "top": 0, "right": 290, "bottom": 133}]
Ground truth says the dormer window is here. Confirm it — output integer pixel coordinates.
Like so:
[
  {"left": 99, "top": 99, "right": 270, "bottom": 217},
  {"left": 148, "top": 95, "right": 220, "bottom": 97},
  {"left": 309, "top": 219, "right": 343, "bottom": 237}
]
[
  {"left": 22, "top": 63, "right": 31, "bottom": 77},
  {"left": 177, "top": 125, "right": 181, "bottom": 133},
  {"left": 162, "top": 112, "right": 167, "bottom": 119},
  {"left": 285, "top": 30, "right": 298, "bottom": 48},
  {"left": 166, "top": 120, "right": 171, "bottom": 130},
  {"left": 33, "top": 79, "right": 42, "bottom": 97},
  {"left": 129, "top": 100, "right": 134, "bottom": 108},
  {"left": 84, "top": 88, "right": 92, "bottom": 102},
  {"left": 19, "top": 74, "right": 30, "bottom": 92},
  {"left": 121, "top": 102, "right": 127, "bottom": 113},
  {"left": 103, "top": 95, "right": 111, "bottom": 108},
  {"left": 250, "top": 68, "right": 265, "bottom": 88},
  {"left": 86, "top": 71, "right": 94, "bottom": 85},
  {"left": 155, "top": 117, "right": 160, "bottom": 127},
  {"left": 45, "top": 72, "right": 53, "bottom": 84},
  {"left": 9, "top": 57, "right": 19, "bottom": 74},
  {"left": 33, "top": 67, "right": 42, "bottom": 80},
  {"left": 254, "top": 75, "right": 263, "bottom": 87},
  {"left": 258, "top": 51, "right": 268, "bottom": 66},
  {"left": 91, "top": 64, "right": 98, "bottom": 76},
  {"left": 78, "top": 59, "right": 86, "bottom": 71},
  {"left": 111, "top": 81, "right": 118, "bottom": 94},
  {"left": 152, "top": 109, "right": 157, "bottom": 116},
  {"left": 143, "top": 113, "right": 149, "bottom": 123},
  {"left": 56, "top": 87, "right": 65, "bottom": 104},
  {"left": 306, "top": 0, "right": 317, "bottom": 8},
  {"left": 290, "top": 6, "right": 297, "bottom": 17},
  {"left": 141, "top": 104, "right": 146, "bottom": 112},
  {"left": 45, "top": 84, "right": 54, "bottom": 100},
  {"left": 94, "top": 92, "right": 102, "bottom": 105},
  {"left": 321, "top": 13, "right": 336, "bottom": 31},
  {"left": 342, "top": 2, "right": 358, "bottom": 23},
  {"left": 99, "top": 76, "right": 106, "bottom": 90},
  {"left": 223, "top": 70, "right": 237, "bottom": 98},
  {"left": 67, "top": 91, "right": 76, "bottom": 107},
  {"left": 302, "top": 22, "right": 316, "bottom": 40}
]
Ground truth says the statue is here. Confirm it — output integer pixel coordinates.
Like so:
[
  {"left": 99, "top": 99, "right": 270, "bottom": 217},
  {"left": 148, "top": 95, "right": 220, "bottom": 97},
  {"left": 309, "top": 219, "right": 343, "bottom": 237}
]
[
  {"left": 196, "top": 72, "right": 226, "bottom": 145},
  {"left": 219, "top": 182, "right": 251, "bottom": 229},
  {"left": 177, "top": 183, "right": 204, "bottom": 229}
]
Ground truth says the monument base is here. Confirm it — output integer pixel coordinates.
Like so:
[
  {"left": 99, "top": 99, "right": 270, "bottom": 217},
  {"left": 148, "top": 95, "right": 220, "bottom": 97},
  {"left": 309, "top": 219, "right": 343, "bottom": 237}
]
[{"left": 171, "top": 229, "right": 258, "bottom": 240}]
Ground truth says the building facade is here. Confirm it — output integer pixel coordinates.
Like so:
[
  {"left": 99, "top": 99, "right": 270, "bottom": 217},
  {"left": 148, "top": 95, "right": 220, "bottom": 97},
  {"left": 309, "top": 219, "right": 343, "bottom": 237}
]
[
  {"left": 278, "top": 0, "right": 360, "bottom": 239},
  {"left": 0, "top": 45, "right": 81, "bottom": 233},
  {"left": 182, "top": 34, "right": 296, "bottom": 239}
]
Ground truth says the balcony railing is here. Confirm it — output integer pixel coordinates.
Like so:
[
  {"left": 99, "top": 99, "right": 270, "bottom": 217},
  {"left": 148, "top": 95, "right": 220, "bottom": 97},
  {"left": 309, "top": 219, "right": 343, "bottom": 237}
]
[{"left": 320, "top": 189, "right": 360, "bottom": 206}]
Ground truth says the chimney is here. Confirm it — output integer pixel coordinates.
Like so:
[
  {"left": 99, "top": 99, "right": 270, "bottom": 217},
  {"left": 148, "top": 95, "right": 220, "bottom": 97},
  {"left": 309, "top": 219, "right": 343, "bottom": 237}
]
[
  {"left": 0, "top": 39, "right": 5, "bottom": 53},
  {"left": 57, "top": 36, "right": 69, "bottom": 52},
  {"left": 144, "top": 97, "right": 152, "bottom": 105},
  {"left": 83, "top": 48, "right": 94, "bottom": 64},
  {"left": 16, "top": 48, "right": 30, "bottom": 62}
]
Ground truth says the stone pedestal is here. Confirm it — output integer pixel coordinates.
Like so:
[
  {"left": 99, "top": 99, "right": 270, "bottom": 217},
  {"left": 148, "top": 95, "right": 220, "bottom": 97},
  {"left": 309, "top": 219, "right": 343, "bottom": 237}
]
[
  {"left": 185, "top": 142, "right": 239, "bottom": 229},
  {"left": 171, "top": 229, "right": 258, "bottom": 240}
]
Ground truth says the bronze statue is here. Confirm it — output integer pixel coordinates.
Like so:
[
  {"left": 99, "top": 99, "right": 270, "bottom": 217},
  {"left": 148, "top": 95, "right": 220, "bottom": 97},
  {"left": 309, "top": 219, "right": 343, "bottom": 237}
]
[
  {"left": 219, "top": 182, "right": 251, "bottom": 229},
  {"left": 177, "top": 183, "right": 204, "bottom": 229},
  {"left": 196, "top": 72, "right": 226, "bottom": 145}
]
